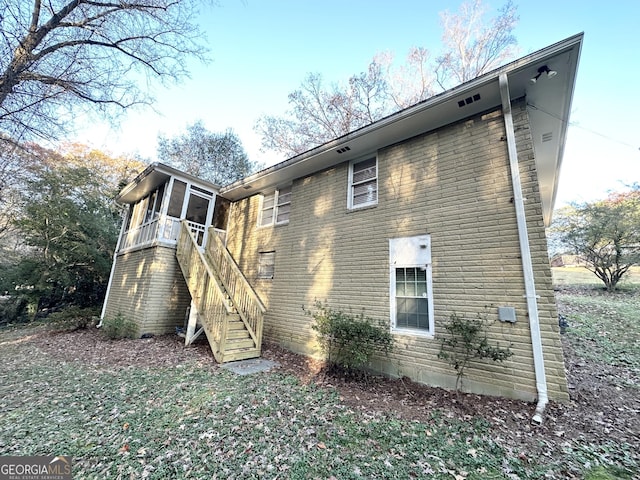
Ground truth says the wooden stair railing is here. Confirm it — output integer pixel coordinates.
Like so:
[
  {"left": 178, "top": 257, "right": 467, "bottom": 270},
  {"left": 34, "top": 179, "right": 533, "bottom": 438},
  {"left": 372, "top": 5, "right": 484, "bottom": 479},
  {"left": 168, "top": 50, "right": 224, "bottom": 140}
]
[
  {"left": 175, "top": 221, "right": 261, "bottom": 362},
  {"left": 205, "top": 229, "right": 266, "bottom": 355}
]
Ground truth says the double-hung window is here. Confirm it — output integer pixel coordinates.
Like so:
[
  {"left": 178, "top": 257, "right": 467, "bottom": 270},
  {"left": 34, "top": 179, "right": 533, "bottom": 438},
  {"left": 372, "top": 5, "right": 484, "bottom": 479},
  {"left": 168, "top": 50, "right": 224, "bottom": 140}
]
[
  {"left": 348, "top": 157, "right": 377, "bottom": 209},
  {"left": 389, "top": 235, "right": 434, "bottom": 336},
  {"left": 258, "top": 186, "right": 291, "bottom": 227}
]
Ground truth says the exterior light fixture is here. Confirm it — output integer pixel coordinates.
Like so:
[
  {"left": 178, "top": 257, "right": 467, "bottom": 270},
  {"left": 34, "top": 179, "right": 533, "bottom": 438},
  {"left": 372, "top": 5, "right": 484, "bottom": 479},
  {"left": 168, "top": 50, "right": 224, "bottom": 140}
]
[{"left": 530, "top": 65, "right": 557, "bottom": 84}]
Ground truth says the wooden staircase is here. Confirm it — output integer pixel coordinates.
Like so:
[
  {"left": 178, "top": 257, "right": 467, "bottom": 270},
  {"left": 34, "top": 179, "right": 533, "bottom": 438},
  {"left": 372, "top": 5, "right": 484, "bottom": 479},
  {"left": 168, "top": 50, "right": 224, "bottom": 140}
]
[{"left": 175, "top": 222, "right": 265, "bottom": 363}]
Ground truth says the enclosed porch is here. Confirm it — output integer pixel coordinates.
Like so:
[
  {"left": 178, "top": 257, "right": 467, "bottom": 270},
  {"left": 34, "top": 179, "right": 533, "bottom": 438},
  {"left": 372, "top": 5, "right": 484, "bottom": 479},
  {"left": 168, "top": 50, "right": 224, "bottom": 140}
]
[{"left": 101, "top": 163, "right": 264, "bottom": 363}]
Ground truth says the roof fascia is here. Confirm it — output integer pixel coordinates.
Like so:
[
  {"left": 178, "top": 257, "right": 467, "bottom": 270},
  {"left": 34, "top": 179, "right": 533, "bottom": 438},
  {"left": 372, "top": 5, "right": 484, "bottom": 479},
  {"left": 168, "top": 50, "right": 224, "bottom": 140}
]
[{"left": 220, "top": 33, "right": 583, "bottom": 201}]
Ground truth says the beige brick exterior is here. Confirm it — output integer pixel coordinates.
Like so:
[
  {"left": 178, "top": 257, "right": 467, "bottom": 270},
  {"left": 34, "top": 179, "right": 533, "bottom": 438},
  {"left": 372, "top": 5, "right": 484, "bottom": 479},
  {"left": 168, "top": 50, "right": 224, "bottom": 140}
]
[
  {"left": 102, "top": 245, "right": 191, "bottom": 337},
  {"left": 226, "top": 101, "right": 568, "bottom": 402}
]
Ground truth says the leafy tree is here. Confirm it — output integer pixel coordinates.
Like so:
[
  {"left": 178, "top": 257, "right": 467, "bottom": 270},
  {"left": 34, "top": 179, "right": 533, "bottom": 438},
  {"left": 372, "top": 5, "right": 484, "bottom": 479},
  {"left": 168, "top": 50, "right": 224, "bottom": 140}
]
[
  {"left": 0, "top": 0, "right": 208, "bottom": 145},
  {"left": 256, "top": 0, "right": 518, "bottom": 157},
  {"left": 157, "top": 121, "right": 261, "bottom": 185},
  {"left": 1, "top": 145, "right": 143, "bottom": 315},
  {"left": 550, "top": 188, "right": 640, "bottom": 291}
]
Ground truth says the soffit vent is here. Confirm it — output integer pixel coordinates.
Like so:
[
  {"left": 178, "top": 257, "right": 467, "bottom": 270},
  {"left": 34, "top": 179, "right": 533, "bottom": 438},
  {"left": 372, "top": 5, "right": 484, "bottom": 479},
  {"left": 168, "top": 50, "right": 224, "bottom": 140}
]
[
  {"left": 457, "top": 93, "right": 481, "bottom": 108},
  {"left": 541, "top": 132, "right": 553, "bottom": 143},
  {"left": 336, "top": 146, "right": 351, "bottom": 154},
  {"left": 242, "top": 184, "right": 252, "bottom": 190}
]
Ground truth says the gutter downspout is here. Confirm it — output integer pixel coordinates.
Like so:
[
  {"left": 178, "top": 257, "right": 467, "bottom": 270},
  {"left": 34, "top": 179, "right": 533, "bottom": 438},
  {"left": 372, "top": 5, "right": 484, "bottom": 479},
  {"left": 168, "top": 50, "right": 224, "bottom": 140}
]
[
  {"left": 98, "top": 209, "right": 128, "bottom": 327},
  {"left": 499, "top": 73, "right": 548, "bottom": 424}
]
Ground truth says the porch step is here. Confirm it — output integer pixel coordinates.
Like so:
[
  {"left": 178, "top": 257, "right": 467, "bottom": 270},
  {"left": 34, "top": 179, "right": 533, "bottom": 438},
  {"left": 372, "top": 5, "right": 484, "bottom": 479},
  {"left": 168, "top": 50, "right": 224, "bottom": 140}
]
[
  {"left": 227, "top": 319, "right": 246, "bottom": 330},
  {"left": 223, "top": 347, "right": 261, "bottom": 362},
  {"left": 225, "top": 337, "right": 255, "bottom": 350},
  {"left": 227, "top": 328, "right": 251, "bottom": 340}
]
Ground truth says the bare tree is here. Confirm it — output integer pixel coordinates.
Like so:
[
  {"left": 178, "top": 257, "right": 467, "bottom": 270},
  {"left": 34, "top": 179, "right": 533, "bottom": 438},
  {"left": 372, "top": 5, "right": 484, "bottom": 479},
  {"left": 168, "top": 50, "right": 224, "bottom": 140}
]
[
  {"left": 377, "top": 47, "right": 437, "bottom": 110},
  {"left": 0, "top": 0, "right": 208, "bottom": 144},
  {"left": 256, "top": 0, "right": 518, "bottom": 157},
  {"left": 255, "top": 64, "right": 390, "bottom": 158},
  {"left": 435, "top": 0, "right": 518, "bottom": 89}
]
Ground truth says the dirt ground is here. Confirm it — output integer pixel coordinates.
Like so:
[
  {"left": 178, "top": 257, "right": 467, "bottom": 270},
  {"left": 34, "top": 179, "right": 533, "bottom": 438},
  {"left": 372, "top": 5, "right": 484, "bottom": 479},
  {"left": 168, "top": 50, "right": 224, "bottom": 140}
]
[{"left": 19, "top": 296, "right": 639, "bottom": 470}]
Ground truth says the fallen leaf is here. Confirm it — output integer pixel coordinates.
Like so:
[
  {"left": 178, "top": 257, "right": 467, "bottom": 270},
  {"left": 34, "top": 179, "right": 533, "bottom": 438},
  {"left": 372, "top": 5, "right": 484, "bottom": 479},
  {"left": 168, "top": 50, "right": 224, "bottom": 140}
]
[
  {"left": 122, "top": 422, "right": 129, "bottom": 430},
  {"left": 317, "top": 442, "right": 326, "bottom": 449}
]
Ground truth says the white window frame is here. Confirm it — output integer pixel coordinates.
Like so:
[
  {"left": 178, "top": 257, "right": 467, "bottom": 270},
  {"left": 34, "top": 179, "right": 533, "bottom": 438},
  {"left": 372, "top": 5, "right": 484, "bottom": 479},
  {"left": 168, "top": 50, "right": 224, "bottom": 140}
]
[
  {"left": 348, "top": 156, "right": 378, "bottom": 210},
  {"left": 258, "top": 186, "right": 291, "bottom": 227},
  {"left": 257, "top": 251, "right": 275, "bottom": 279},
  {"left": 389, "top": 236, "right": 434, "bottom": 337}
]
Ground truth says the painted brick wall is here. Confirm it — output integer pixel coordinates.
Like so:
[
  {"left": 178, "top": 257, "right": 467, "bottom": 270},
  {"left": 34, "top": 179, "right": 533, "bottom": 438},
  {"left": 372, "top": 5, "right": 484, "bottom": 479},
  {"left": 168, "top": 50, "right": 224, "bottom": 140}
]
[
  {"left": 226, "top": 101, "right": 568, "bottom": 402},
  {"left": 103, "top": 246, "right": 191, "bottom": 337}
]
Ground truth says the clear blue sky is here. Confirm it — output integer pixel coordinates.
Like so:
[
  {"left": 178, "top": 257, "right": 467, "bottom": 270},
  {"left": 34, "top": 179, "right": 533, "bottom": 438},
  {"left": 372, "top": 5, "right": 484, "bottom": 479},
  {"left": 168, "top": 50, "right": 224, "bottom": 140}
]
[{"left": 79, "top": 0, "right": 640, "bottom": 207}]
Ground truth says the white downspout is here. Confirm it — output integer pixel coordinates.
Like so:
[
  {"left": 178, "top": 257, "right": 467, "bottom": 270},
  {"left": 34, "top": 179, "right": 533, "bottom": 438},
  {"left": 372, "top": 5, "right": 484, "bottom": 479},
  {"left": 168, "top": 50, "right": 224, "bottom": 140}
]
[
  {"left": 499, "top": 73, "right": 548, "bottom": 424},
  {"left": 98, "top": 209, "right": 128, "bottom": 327}
]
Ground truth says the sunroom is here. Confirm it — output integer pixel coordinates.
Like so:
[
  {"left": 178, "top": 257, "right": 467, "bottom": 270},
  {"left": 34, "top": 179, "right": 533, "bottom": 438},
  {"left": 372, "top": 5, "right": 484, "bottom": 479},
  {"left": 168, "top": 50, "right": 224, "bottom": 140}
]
[
  {"left": 101, "top": 163, "right": 264, "bottom": 363},
  {"left": 116, "top": 163, "right": 228, "bottom": 251}
]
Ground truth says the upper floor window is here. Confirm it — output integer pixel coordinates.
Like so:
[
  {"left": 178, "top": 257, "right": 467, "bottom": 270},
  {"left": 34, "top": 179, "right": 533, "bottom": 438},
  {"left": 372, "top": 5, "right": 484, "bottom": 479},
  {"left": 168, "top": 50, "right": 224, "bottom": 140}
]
[
  {"left": 349, "top": 157, "right": 377, "bottom": 209},
  {"left": 258, "top": 186, "right": 291, "bottom": 227}
]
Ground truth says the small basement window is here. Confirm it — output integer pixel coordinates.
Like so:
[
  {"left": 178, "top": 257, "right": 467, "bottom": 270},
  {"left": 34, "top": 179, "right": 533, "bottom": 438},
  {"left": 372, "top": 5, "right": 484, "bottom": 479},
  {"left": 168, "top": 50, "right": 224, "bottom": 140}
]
[{"left": 257, "top": 251, "right": 275, "bottom": 279}]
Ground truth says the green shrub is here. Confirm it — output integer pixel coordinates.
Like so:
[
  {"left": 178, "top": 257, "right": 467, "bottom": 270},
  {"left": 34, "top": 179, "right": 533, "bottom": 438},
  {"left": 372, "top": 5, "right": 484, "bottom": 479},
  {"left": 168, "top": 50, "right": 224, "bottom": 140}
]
[
  {"left": 438, "top": 311, "right": 513, "bottom": 391},
  {"left": 0, "top": 295, "right": 29, "bottom": 326},
  {"left": 46, "top": 306, "right": 99, "bottom": 331},
  {"left": 101, "top": 312, "right": 132, "bottom": 339},
  {"left": 305, "top": 301, "right": 394, "bottom": 373}
]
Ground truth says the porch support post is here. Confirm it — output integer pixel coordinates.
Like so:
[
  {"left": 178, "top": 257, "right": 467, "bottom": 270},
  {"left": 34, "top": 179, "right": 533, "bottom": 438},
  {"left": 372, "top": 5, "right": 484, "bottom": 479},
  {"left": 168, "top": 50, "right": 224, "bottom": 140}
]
[
  {"left": 499, "top": 73, "right": 548, "bottom": 424},
  {"left": 185, "top": 300, "right": 198, "bottom": 345},
  {"left": 185, "top": 300, "right": 204, "bottom": 345}
]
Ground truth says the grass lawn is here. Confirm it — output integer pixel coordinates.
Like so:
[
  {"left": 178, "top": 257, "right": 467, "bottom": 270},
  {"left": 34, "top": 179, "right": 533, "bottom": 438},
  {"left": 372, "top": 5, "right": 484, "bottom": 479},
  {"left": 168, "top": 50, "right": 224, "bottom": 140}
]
[
  {"left": 0, "top": 268, "right": 638, "bottom": 479},
  {"left": 0, "top": 333, "right": 526, "bottom": 479}
]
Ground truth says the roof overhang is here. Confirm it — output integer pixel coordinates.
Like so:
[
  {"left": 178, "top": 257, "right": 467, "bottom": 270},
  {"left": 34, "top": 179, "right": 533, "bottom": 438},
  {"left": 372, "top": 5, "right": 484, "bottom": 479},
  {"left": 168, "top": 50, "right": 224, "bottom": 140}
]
[
  {"left": 221, "top": 34, "right": 583, "bottom": 226},
  {"left": 116, "top": 162, "right": 220, "bottom": 204}
]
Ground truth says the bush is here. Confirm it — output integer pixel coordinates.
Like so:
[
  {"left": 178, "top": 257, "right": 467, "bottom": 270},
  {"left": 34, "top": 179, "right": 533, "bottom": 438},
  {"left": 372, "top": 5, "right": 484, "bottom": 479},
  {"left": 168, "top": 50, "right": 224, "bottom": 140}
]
[
  {"left": 438, "top": 311, "right": 513, "bottom": 392},
  {"left": 306, "top": 301, "right": 394, "bottom": 373},
  {"left": 101, "top": 312, "right": 132, "bottom": 339},
  {"left": 0, "top": 295, "right": 29, "bottom": 326},
  {"left": 46, "top": 306, "right": 99, "bottom": 331}
]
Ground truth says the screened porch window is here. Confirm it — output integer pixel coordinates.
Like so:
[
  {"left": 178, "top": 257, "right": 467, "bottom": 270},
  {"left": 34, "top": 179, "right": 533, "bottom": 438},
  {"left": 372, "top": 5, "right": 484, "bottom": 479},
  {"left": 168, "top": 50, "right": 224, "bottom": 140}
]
[{"left": 167, "top": 180, "right": 186, "bottom": 218}]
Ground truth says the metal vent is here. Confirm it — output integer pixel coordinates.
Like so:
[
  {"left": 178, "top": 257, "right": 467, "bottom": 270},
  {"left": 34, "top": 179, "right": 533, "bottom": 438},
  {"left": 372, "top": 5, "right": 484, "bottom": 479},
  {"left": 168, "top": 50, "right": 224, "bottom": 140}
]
[
  {"left": 457, "top": 93, "right": 481, "bottom": 108},
  {"left": 242, "top": 184, "right": 252, "bottom": 190},
  {"left": 541, "top": 132, "right": 553, "bottom": 143},
  {"left": 336, "top": 146, "right": 351, "bottom": 154}
]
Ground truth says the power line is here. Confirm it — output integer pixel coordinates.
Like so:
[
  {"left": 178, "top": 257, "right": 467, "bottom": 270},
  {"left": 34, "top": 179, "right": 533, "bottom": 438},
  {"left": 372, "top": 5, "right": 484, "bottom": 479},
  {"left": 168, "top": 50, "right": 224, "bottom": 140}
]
[{"left": 527, "top": 102, "right": 639, "bottom": 151}]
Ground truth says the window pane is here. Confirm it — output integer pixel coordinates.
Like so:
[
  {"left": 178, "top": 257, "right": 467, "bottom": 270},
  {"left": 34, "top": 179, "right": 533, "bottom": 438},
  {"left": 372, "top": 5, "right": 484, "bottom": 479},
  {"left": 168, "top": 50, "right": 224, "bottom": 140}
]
[
  {"left": 353, "top": 158, "right": 376, "bottom": 184},
  {"left": 395, "top": 267, "right": 430, "bottom": 332},
  {"left": 258, "top": 251, "right": 275, "bottom": 279},
  {"left": 262, "top": 195, "right": 275, "bottom": 209},
  {"left": 167, "top": 180, "right": 186, "bottom": 218},
  {"left": 276, "top": 203, "right": 290, "bottom": 223},
  {"left": 260, "top": 207, "right": 274, "bottom": 226},
  {"left": 186, "top": 194, "right": 209, "bottom": 225},
  {"left": 153, "top": 182, "right": 165, "bottom": 215},
  {"left": 277, "top": 187, "right": 291, "bottom": 206},
  {"left": 352, "top": 180, "right": 377, "bottom": 206}
]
